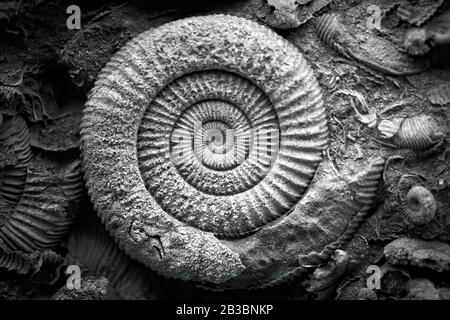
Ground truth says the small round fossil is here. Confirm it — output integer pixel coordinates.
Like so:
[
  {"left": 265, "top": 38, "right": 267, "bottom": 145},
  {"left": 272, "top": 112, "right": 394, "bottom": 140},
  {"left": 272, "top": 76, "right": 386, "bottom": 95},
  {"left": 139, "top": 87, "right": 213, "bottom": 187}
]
[{"left": 404, "top": 186, "right": 436, "bottom": 225}]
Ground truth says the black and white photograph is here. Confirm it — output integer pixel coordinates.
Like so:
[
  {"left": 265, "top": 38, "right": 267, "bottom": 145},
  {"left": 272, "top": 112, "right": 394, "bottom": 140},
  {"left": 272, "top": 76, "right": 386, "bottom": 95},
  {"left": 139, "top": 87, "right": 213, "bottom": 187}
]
[{"left": 0, "top": 0, "right": 449, "bottom": 311}]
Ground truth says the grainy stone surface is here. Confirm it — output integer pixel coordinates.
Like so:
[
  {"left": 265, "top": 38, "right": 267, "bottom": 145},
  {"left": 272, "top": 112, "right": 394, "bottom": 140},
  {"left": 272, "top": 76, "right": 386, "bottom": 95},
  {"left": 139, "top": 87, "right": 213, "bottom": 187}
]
[
  {"left": 384, "top": 238, "right": 450, "bottom": 273},
  {"left": 406, "top": 278, "right": 441, "bottom": 300},
  {"left": 52, "top": 276, "right": 109, "bottom": 300}
]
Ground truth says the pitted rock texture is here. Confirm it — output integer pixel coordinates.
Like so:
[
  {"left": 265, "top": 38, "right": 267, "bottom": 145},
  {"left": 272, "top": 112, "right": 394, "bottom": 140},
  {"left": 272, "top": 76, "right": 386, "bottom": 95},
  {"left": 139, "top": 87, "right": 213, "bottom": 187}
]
[
  {"left": 384, "top": 237, "right": 450, "bottom": 273},
  {"left": 81, "top": 15, "right": 379, "bottom": 288},
  {"left": 52, "top": 276, "right": 109, "bottom": 300}
]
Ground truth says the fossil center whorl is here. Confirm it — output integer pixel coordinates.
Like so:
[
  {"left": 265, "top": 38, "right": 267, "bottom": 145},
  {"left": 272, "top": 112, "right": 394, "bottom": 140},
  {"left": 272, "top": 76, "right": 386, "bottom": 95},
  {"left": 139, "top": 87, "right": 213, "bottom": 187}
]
[{"left": 136, "top": 66, "right": 321, "bottom": 236}]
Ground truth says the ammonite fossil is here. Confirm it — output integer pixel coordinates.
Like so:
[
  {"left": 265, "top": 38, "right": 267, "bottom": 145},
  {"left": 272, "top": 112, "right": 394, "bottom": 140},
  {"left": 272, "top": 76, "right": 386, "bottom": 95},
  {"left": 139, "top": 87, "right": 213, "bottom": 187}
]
[
  {"left": 315, "top": 13, "right": 430, "bottom": 76},
  {"left": 81, "top": 15, "right": 384, "bottom": 288},
  {"left": 403, "top": 186, "right": 436, "bottom": 225},
  {"left": 378, "top": 115, "right": 445, "bottom": 151}
]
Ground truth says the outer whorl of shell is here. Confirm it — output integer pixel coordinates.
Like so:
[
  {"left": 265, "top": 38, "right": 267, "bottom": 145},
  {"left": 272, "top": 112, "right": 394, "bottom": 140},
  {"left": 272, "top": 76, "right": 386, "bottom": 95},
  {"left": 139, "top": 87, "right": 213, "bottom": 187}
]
[
  {"left": 397, "top": 0, "right": 444, "bottom": 27},
  {"left": 393, "top": 115, "right": 445, "bottom": 151},
  {"left": 81, "top": 15, "right": 328, "bottom": 285},
  {"left": 58, "top": 159, "right": 85, "bottom": 203},
  {"left": 404, "top": 186, "right": 436, "bottom": 225},
  {"left": 0, "top": 161, "right": 81, "bottom": 254},
  {"left": 0, "top": 241, "right": 37, "bottom": 274},
  {"left": 67, "top": 225, "right": 153, "bottom": 299},
  {"left": 315, "top": 13, "right": 430, "bottom": 76},
  {"left": 0, "top": 116, "right": 31, "bottom": 205},
  {"left": 315, "top": 13, "right": 352, "bottom": 59}
]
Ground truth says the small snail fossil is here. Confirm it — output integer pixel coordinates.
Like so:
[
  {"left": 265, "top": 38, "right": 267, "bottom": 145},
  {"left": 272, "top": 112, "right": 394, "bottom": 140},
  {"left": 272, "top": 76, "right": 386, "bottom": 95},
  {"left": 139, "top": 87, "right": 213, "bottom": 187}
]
[
  {"left": 404, "top": 186, "right": 436, "bottom": 225},
  {"left": 378, "top": 115, "right": 445, "bottom": 151}
]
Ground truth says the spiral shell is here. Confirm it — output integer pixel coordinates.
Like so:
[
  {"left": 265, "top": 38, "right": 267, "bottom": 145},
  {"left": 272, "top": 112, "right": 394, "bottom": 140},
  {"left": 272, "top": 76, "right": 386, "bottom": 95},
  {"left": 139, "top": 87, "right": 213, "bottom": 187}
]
[
  {"left": 392, "top": 115, "right": 445, "bottom": 151},
  {"left": 0, "top": 116, "right": 31, "bottom": 206},
  {"left": 81, "top": 15, "right": 329, "bottom": 285},
  {"left": 397, "top": 0, "right": 444, "bottom": 27},
  {"left": 315, "top": 13, "right": 430, "bottom": 76},
  {"left": 404, "top": 186, "right": 436, "bottom": 225}
]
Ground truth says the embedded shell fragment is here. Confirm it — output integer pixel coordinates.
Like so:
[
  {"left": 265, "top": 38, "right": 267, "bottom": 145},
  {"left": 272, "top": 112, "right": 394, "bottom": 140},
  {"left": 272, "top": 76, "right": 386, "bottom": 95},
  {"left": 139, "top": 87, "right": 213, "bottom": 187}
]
[
  {"left": 315, "top": 13, "right": 430, "bottom": 76},
  {"left": 404, "top": 186, "right": 436, "bottom": 225},
  {"left": 0, "top": 116, "right": 31, "bottom": 205},
  {"left": 81, "top": 15, "right": 383, "bottom": 288},
  {"left": 253, "top": 0, "right": 331, "bottom": 29},
  {"left": 67, "top": 224, "right": 154, "bottom": 299},
  {"left": 0, "top": 115, "right": 83, "bottom": 273},
  {"left": 397, "top": 0, "right": 444, "bottom": 27},
  {"left": 378, "top": 115, "right": 445, "bottom": 151},
  {"left": 0, "top": 162, "right": 82, "bottom": 253},
  {"left": 384, "top": 238, "right": 450, "bottom": 273}
]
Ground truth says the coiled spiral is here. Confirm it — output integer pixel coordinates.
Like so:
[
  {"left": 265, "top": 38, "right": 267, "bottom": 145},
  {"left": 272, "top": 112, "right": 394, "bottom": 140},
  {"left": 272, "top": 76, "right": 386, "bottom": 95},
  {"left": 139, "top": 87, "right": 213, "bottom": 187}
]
[{"left": 81, "top": 15, "right": 328, "bottom": 284}]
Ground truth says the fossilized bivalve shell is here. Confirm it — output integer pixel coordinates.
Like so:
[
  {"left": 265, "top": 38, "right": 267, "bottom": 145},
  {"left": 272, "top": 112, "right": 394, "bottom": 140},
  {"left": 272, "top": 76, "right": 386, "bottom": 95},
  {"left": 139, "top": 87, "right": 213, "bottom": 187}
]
[
  {"left": 315, "top": 13, "right": 430, "bottom": 76},
  {"left": 404, "top": 186, "right": 436, "bottom": 225},
  {"left": 80, "top": 15, "right": 385, "bottom": 288}
]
